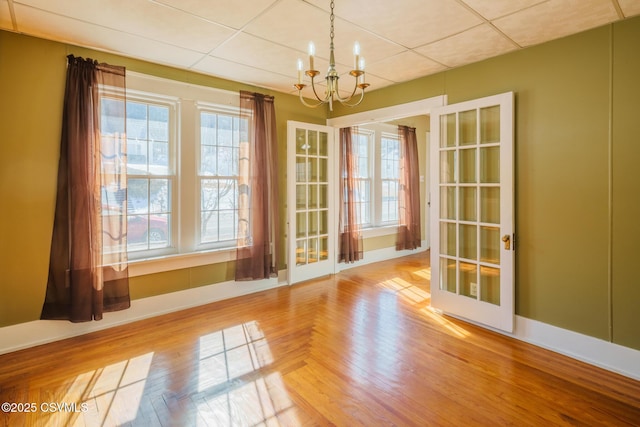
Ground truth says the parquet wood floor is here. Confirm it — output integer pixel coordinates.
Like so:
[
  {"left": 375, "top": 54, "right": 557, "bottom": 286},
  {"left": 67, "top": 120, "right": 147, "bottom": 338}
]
[{"left": 1, "top": 253, "right": 639, "bottom": 426}]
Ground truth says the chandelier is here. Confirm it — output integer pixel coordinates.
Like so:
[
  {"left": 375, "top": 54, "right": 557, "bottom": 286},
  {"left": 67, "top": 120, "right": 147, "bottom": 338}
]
[{"left": 294, "top": 0, "right": 369, "bottom": 111}]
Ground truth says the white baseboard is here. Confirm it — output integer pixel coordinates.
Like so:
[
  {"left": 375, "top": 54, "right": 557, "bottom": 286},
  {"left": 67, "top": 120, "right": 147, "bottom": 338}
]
[
  {"left": 338, "top": 240, "right": 428, "bottom": 271},
  {"left": 511, "top": 315, "right": 640, "bottom": 381},
  {"left": 0, "top": 276, "right": 286, "bottom": 356},
  {"left": 1, "top": 261, "right": 638, "bottom": 382}
]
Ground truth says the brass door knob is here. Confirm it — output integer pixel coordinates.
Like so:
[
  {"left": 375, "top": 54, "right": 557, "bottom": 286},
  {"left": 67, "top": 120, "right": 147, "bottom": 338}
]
[{"left": 502, "top": 234, "right": 511, "bottom": 250}]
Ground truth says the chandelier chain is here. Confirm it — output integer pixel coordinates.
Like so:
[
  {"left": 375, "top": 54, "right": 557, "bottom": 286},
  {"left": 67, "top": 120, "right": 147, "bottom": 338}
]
[{"left": 329, "top": 0, "right": 335, "bottom": 44}]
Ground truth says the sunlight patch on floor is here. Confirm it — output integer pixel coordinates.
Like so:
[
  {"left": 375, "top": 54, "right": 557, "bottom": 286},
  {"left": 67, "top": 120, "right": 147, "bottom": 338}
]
[
  {"left": 54, "top": 352, "right": 154, "bottom": 426},
  {"left": 421, "top": 306, "right": 471, "bottom": 338},
  {"left": 412, "top": 267, "right": 431, "bottom": 280},
  {"left": 378, "top": 277, "right": 431, "bottom": 305},
  {"left": 196, "top": 321, "right": 298, "bottom": 426}
]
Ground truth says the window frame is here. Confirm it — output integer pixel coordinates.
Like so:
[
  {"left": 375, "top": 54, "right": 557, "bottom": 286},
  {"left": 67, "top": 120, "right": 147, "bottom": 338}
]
[
  {"left": 352, "top": 123, "right": 401, "bottom": 231},
  {"left": 121, "top": 72, "right": 242, "bottom": 276},
  {"left": 196, "top": 103, "right": 247, "bottom": 251},
  {"left": 123, "top": 90, "right": 179, "bottom": 260},
  {"left": 378, "top": 131, "right": 400, "bottom": 225}
]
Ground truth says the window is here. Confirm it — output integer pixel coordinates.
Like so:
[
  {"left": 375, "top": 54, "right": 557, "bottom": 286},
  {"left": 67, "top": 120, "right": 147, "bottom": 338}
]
[
  {"left": 125, "top": 99, "right": 174, "bottom": 255},
  {"left": 350, "top": 126, "right": 401, "bottom": 229},
  {"left": 353, "top": 130, "right": 372, "bottom": 226},
  {"left": 380, "top": 133, "right": 399, "bottom": 223},
  {"left": 199, "top": 109, "right": 248, "bottom": 249},
  {"left": 100, "top": 73, "right": 245, "bottom": 268}
]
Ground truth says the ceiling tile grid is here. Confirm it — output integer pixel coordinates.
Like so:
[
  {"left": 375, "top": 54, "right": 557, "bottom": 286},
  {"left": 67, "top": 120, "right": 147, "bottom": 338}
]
[{"left": 1, "top": 0, "right": 639, "bottom": 95}]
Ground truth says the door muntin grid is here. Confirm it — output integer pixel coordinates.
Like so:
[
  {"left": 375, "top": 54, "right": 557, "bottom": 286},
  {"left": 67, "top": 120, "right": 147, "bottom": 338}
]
[
  {"left": 295, "top": 128, "right": 329, "bottom": 266},
  {"left": 438, "top": 106, "right": 502, "bottom": 305}
]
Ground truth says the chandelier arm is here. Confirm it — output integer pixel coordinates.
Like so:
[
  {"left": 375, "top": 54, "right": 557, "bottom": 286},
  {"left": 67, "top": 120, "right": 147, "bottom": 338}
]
[
  {"left": 331, "top": 75, "right": 360, "bottom": 104},
  {"left": 309, "top": 75, "right": 331, "bottom": 103},
  {"left": 336, "top": 87, "right": 366, "bottom": 108},
  {"left": 297, "top": 89, "right": 327, "bottom": 108}
]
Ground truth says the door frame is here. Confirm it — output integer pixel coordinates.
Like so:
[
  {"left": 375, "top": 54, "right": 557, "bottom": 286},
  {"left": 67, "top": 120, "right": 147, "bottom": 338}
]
[
  {"left": 327, "top": 95, "right": 447, "bottom": 257},
  {"left": 429, "top": 91, "right": 515, "bottom": 332},
  {"left": 286, "top": 121, "right": 337, "bottom": 285}
]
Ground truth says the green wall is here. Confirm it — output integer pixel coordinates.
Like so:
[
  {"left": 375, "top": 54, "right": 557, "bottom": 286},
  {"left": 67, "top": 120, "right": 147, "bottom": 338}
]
[
  {"left": 0, "top": 31, "right": 325, "bottom": 326},
  {"left": 2, "top": 15, "right": 639, "bottom": 351},
  {"left": 611, "top": 18, "right": 640, "bottom": 350},
  {"left": 332, "top": 18, "right": 640, "bottom": 350}
]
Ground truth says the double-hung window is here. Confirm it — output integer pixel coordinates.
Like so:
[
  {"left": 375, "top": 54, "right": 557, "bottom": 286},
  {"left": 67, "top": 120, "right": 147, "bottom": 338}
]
[
  {"left": 380, "top": 133, "right": 400, "bottom": 224},
  {"left": 100, "top": 72, "right": 247, "bottom": 269},
  {"left": 351, "top": 125, "right": 401, "bottom": 229},
  {"left": 198, "top": 107, "right": 247, "bottom": 249},
  {"left": 125, "top": 97, "right": 175, "bottom": 256},
  {"left": 353, "top": 130, "right": 372, "bottom": 227}
]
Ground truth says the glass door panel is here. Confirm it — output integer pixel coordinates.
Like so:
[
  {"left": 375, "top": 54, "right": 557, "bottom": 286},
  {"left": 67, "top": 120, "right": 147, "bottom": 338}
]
[
  {"left": 480, "top": 226, "right": 500, "bottom": 264},
  {"left": 430, "top": 92, "right": 514, "bottom": 332},
  {"left": 296, "top": 185, "right": 307, "bottom": 209},
  {"left": 480, "top": 146, "right": 500, "bottom": 183},
  {"left": 440, "top": 258, "right": 457, "bottom": 293},
  {"left": 460, "top": 262, "right": 478, "bottom": 298},
  {"left": 480, "top": 187, "right": 500, "bottom": 224},
  {"left": 459, "top": 148, "right": 476, "bottom": 183},
  {"left": 480, "top": 106, "right": 501, "bottom": 144},
  {"left": 288, "top": 122, "right": 336, "bottom": 284},
  {"left": 459, "top": 110, "right": 477, "bottom": 145},
  {"left": 440, "top": 187, "right": 456, "bottom": 220},
  {"left": 459, "top": 224, "right": 477, "bottom": 260},
  {"left": 459, "top": 187, "right": 477, "bottom": 221},
  {"left": 440, "top": 114, "right": 457, "bottom": 148},
  {"left": 480, "top": 266, "right": 500, "bottom": 305},
  {"left": 440, "top": 222, "right": 456, "bottom": 257},
  {"left": 440, "top": 151, "right": 456, "bottom": 183}
]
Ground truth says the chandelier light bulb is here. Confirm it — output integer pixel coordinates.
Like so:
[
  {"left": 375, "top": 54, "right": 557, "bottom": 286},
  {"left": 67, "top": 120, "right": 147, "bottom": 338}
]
[{"left": 294, "top": 0, "right": 369, "bottom": 110}]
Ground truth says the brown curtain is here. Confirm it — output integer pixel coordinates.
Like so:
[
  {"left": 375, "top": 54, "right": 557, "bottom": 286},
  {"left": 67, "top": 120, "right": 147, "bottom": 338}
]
[
  {"left": 339, "top": 127, "right": 363, "bottom": 263},
  {"left": 396, "top": 125, "right": 422, "bottom": 251},
  {"left": 41, "top": 55, "right": 130, "bottom": 322},
  {"left": 236, "top": 91, "right": 280, "bottom": 280}
]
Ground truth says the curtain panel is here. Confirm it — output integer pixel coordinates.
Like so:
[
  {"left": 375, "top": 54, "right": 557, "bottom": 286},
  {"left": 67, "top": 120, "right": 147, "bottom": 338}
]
[
  {"left": 338, "top": 127, "right": 363, "bottom": 263},
  {"left": 396, "top": 125, "right": 422, "bottom": 251},
  {"left": 235, "top": 91, "right": 280, "bottom": 280},
  {"left": 41, "top": 55, "right": 130, "bottom": 322}
]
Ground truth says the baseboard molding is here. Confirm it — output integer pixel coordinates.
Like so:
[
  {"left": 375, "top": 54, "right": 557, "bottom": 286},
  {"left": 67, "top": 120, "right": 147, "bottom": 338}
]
[
  {"left": 0, "top": 276, "right": 285, "bottom": 356},
  {"left": 338, "top": 240, "right": 428, "bottom": 271},
  {"left": 511, "top": 315, "right": 640, "bottom": 381},
  {"left": 1, "top": 263, "right": 638, "bottom": 382}
]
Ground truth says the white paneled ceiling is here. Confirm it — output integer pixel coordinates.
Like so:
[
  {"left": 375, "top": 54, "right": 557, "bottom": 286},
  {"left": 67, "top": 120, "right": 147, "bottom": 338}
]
[{"left": 1, "top": 0, "right": 638, "bottom": 96}]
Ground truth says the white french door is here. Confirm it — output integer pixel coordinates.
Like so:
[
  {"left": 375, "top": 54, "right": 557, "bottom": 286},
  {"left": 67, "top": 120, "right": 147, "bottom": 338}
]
[
  {"left": 429, "top": 92, "right": 515, "bottom": 332},
  {"left": 287, "top": 121, "right": 336, "bottom": 285}
]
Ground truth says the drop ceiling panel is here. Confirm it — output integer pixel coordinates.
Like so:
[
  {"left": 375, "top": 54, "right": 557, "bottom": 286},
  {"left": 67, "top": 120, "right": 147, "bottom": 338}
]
[
  {"left": 493, "top": 0, "right": 621, "bottom": 47},
  {"left": 192, "top": 54, "right": 295, "bottom": 93},
  {"left": 12, "top": 4, "right": 206, "bottom": 68},
  {"left": 367, "top": 50, "right": 447, "bottom": 83},
  {"left": 244, "top": 0, "right": 329, "bottom": 56},
  {"left": 0, "top": 1, "right": 13, "bottom": 30},
  {"left": 150, "top": 0, "right": 278, "bottom": 29},
  {"left": 211, "top": 32, "right": 302, "bottom": 78},
  {"left": 15, "top": 0, "right": 236, "bottom": 53},
  {"left": 307, "top": 0, "right": 483, "bottom": 48},
  {"left": 416, "top": 24, "right": 518, "bottom": 68},
  {"left": 459, "top": 0, "right": 548, "bottom": 20},
  {"left": 619, "top": 0, "right": 640, "bottom": 17},
  {"left": 327, "top": 18, "right": 406, "bottom": 66}
]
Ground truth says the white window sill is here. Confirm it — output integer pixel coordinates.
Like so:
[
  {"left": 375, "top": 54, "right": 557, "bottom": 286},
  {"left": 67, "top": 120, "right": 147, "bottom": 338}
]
[
  {"left": 128, "top": 248, "right": 236, "bottom": 277},
  {"left": 126, "top": 226, "right": 398, "bottom": 278},
  {"left": 361, "top": 225, "right": 398, "bottom": 239}
]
